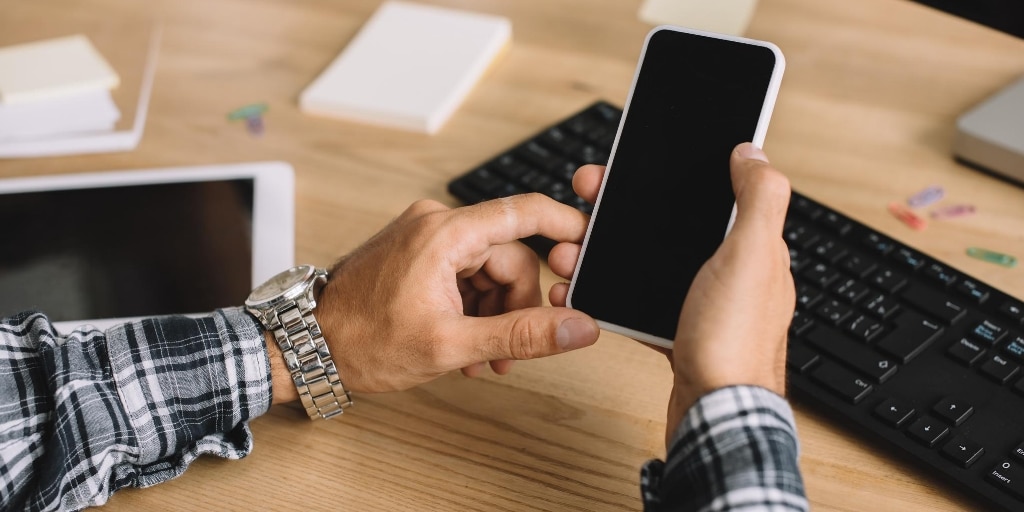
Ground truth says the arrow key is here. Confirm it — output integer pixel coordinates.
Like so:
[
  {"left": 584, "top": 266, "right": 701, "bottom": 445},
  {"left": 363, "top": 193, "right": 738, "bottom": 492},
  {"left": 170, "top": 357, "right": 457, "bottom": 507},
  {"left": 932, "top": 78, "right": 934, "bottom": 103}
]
[
  {"left": 873, "top": 397, "right": 915, "bottom": 428},
  {"left": 933, "top": 397, "right": 974, "bottom": 426},
  {"left": 906, "top": 416, "right": 949, "bottom": 447},
  {"left": 941, "top": 435, "right": 985, "bottom": 468}
]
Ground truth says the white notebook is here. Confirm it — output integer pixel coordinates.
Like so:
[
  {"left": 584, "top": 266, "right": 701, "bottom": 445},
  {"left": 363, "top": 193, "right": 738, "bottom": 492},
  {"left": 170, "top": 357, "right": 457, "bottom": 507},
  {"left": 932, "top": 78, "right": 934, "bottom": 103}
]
[{"left": 299, "top": 1, "right": 511, "bottom": 134}]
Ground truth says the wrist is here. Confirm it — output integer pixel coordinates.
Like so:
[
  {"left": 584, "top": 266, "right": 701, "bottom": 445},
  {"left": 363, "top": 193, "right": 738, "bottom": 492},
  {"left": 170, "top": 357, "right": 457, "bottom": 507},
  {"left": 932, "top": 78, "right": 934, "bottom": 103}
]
[{"left": 265, "top": 329, "right": 299, "bottom": 405}]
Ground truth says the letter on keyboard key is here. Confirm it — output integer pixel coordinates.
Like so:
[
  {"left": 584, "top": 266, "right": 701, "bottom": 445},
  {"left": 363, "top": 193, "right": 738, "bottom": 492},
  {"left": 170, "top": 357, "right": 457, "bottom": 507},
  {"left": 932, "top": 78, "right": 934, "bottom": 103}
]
[{"left": 876, "top": 312, "right": 943, "bottom": 363}]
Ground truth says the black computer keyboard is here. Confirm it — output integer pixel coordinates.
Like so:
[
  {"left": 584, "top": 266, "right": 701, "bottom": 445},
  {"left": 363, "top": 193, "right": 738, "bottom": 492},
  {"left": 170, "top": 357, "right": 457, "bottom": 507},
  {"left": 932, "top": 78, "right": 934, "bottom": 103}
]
[{"left": 447, "top": 101, "right": 1024, "bottom": 511}]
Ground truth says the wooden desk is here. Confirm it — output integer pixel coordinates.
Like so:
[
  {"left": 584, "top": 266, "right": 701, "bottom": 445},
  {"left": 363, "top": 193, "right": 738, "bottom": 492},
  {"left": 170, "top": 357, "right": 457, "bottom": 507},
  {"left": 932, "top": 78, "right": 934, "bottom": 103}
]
[{"left": 2, "top": 0, "right": 1023, "bottom": 510}]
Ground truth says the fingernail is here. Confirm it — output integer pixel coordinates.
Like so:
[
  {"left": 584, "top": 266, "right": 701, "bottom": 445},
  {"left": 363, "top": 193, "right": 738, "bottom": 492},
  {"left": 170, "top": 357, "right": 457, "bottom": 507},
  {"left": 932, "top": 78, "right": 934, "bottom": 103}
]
[
  {"left": 556, "top": 318, "right": 597, "bottom": 351},
  {"left": 737, "top": 143, "right": 769, "bottom": 163}
]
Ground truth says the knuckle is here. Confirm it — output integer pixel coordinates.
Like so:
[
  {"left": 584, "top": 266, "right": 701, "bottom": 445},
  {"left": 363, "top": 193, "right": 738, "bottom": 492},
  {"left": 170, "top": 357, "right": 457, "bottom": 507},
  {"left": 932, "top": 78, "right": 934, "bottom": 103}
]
[
  {"left": 405, "top": 199, "right": 448, "bottom": 218},
  {"left": 506, "top": 316, "right": 542, "bottom": 360}
]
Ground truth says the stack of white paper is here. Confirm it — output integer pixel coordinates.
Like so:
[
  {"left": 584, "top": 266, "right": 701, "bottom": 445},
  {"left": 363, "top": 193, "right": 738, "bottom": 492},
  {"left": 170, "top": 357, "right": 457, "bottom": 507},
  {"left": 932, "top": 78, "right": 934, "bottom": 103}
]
[
  {"left": 0, "top": 34, "right": 136, "bottom": 156},
  {"left": 300, "top": 1, "right": 511, "bottom": 134}
]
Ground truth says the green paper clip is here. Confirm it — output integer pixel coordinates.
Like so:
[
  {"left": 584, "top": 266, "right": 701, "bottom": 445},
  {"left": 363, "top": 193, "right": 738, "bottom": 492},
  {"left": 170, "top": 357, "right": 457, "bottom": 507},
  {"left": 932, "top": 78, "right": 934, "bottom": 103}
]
[
  {"left": 227, "top": 103, "right": 268, "bottom": 120},
  {"left": 966, "top": 247, "right": 1017, "bottom": 268}
]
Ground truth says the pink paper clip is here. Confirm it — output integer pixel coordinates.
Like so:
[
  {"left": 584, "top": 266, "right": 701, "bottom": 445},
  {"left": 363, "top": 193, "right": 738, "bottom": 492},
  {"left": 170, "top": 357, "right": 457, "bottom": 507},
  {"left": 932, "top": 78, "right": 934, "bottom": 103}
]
[
  {"left": 930, "top": 204, "right": 976, "bottom": 219},
  {"left": 888, "top": 202, "right": 927, "bottom": 230},
  {"left": 907, "top": 185, "right": 944, "bottom": 208}
]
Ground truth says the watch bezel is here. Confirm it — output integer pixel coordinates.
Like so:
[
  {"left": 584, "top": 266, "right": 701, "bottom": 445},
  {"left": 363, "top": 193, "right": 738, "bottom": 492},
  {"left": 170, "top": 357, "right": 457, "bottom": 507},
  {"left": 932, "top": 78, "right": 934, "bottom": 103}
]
[{"left": 245, "top": 264, "right": 324, "bottom": 313}]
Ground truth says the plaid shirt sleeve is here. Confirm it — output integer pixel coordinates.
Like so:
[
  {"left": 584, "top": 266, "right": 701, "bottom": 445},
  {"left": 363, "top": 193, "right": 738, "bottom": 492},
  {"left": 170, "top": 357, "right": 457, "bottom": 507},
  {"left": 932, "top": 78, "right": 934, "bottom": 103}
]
[
  {"left": 641, "top": 386, "right": 808, "bottom": 512},
  {"left": 0, "top": 307, "right": 272, "bottom": 512}
]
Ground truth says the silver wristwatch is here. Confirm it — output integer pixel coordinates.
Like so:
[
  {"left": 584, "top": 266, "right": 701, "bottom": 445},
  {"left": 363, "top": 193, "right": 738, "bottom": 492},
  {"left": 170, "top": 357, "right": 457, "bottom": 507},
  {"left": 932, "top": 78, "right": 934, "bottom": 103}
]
[{"left": 245, "top": 265, "right": 353, "bottom": 419}]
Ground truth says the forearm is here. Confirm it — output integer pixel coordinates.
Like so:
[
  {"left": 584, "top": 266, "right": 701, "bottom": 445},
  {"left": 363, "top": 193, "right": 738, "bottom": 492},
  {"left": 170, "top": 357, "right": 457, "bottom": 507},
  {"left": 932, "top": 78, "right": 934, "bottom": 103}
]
[
  {"left": 0, "top": 308, "right": 273, "bottom": 511},
  {"left": 642, "top": 386, "right": 808, "bottom": 512}
]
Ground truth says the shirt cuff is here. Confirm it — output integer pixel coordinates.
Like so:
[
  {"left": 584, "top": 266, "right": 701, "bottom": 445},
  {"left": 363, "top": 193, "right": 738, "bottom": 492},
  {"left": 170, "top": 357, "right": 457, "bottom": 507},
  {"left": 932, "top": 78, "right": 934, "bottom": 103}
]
[
  {"left": 640, "top": 386, "right": 808, "bottom": 512},
  {"left": 106, "top": 306, "right": 272, "bottom": 488}
]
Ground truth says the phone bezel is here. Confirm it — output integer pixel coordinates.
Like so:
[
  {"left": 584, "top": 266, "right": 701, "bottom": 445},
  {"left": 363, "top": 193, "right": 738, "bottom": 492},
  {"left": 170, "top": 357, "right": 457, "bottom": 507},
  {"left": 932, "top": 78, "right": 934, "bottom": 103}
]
[{"left": 565, "top": 25, "right": 786, "bottom": 348}]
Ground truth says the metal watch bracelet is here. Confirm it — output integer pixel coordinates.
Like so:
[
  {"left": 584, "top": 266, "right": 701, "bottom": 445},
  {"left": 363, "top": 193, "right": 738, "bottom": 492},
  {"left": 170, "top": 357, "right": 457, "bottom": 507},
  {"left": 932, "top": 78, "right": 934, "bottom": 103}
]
[{"left": 271, "top": 299, "right": 353, "bottom": 419}]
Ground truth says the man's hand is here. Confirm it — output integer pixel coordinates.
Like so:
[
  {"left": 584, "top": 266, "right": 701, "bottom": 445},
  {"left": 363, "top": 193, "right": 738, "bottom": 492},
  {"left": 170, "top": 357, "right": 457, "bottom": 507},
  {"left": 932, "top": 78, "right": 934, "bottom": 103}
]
[
  {"left": 547, "top": 142, "right": 794, "bottom": 447},
  {"left": 305, "top": 193, "right": 600, "bottom": 395}
]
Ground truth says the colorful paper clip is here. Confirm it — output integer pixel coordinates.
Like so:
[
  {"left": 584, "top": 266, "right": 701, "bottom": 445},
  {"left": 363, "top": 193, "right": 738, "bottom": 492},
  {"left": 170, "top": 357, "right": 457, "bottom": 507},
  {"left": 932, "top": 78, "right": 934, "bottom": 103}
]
[
  {"left": 907, "top": 185, "right": 944, "bottom": 208},
  {"left": 966, "top": 247, "right": 1017, "bottom": 268},
  {"left": 888, "top": 202, "right": 927, "bottom": 230},
  {"left": 930, "top": 204, "right": 976, "bottom": 219},
  {"left": 227, "top": 103, "right": 268, "bottom": 120},
  {"left": 228, "top": 103, "right": 268, "bottom": 136}
]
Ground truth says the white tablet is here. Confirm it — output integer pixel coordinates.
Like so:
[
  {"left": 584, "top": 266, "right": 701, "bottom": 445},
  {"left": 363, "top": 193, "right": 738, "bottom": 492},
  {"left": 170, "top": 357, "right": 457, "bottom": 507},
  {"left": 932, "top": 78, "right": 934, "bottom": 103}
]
[{"left": 0, "top": 162, "right": 295, "bottom": 332}]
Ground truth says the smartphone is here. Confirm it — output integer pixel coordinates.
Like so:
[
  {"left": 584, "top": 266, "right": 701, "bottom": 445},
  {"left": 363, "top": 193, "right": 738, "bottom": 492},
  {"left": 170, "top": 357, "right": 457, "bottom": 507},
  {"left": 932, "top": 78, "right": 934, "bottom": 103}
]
[{"left": 566, "top": 26, "right": 785, "bottom": 348}]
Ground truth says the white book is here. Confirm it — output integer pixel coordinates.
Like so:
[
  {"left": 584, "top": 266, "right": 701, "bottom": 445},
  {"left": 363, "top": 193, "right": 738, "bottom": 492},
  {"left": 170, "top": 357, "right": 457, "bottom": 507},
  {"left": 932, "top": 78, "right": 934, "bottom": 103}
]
[
  {"left": 0, "top": 35, "right": 120, "bottom": 104},
  {"left": 300, "top": 1, "right": 511, "bottom": 134}
]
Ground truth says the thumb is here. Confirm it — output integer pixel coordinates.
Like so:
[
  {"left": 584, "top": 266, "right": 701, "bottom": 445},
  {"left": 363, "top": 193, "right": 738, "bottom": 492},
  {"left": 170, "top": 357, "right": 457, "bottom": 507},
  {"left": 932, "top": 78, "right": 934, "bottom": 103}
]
[
  {"left": 454, "top": 309, "right": 599, "bottom": 363},
  {"left": 729, "top": 143, "right": 791, "bottom": 236}
]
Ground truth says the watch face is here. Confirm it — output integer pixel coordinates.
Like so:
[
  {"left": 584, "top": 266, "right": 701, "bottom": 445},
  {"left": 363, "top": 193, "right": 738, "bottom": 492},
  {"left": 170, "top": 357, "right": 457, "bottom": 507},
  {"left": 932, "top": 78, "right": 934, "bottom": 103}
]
[{"left": 248, "top": 265, "right": 311, "bottom": 304}]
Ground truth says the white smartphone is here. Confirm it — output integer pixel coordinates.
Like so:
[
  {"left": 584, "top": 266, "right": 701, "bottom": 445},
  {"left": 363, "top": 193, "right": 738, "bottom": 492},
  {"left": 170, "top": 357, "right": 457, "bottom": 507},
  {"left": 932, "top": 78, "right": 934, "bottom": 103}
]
[{"left": 567, "top": 26, "right": 785, "bottom": 348}]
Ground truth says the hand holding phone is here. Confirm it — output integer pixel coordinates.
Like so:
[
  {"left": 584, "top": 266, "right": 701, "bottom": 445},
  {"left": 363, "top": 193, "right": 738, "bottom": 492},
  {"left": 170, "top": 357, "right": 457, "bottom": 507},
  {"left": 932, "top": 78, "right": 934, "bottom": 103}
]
[{"left": 566, "top": 26, "right": 785, "bottom": 347}]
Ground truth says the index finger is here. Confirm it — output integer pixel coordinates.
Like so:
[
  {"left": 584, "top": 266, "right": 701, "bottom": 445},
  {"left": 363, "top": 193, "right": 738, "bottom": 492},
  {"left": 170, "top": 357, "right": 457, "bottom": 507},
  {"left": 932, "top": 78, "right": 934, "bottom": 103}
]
[{"left": 451, "top": 193, "right": 591, "bottom": 249}]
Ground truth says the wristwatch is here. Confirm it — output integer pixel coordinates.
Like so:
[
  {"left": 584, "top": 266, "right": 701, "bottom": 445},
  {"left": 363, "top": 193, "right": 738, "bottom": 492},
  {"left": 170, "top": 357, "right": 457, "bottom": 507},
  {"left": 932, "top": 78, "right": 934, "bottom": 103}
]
[{"left": 245, "top": 265, "right": 353, "bottom": 419}]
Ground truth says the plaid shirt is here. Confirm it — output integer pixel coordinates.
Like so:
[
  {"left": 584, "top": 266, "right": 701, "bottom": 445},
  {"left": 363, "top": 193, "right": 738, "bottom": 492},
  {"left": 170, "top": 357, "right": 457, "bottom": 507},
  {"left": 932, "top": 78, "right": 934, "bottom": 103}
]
[
  {"left": 1, "top": 307, "right": 805, "bottom": 511},
  {"left": 0, "top": 308, "right": 271, "bottom": 511},
  {"left": 642, "top": 386, "right": 808, "bottom": 511}
]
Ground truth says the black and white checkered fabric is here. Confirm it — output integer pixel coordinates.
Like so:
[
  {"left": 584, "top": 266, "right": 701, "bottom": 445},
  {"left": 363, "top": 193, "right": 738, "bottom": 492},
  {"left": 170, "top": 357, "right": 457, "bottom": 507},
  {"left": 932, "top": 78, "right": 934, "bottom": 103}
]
[
  {"left": 0, "top": 308, "right": 271, "bottom": 511},
  {"left": 641, "top": 386, "right": 808, "bottom": 511}
]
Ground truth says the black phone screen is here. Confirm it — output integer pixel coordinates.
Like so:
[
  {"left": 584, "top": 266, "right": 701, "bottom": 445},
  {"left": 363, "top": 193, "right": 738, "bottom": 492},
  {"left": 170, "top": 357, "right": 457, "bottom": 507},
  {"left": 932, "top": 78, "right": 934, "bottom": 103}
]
[{"left": 569, "top": 29, "right": 779, "bottom": 341}]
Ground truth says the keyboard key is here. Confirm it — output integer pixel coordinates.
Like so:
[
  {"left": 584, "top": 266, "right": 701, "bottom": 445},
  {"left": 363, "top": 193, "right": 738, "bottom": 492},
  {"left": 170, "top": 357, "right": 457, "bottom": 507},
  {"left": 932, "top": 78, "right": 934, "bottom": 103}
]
[
  {"left": 846, "top": 314, "right": 884, "bottom": 342},
  {"left": 806, "top": 325, "right": 898, "bottom": 383},
  {"left": 876, "top": 312, "right": 943, "bottom": 363},
  {"left": 988, "top": 459, "right": 1024, "bottom": 499},
  {"left": 810, "top": 361, "right": 873, "bottom": 404},
  {"left": 820, "top": 211, "right": 852, "bottom": 235},
  {"left": 947, "top": 338, "right": 986, "bottom": 366},
  {"left": 796, "top": 284, "right": 823, "bottom": 310},
  {"left": 1016, "top": 378, "right": 1024, "bottom": 397},
  {"left": 493, "top": 154, "right": 532, "bottom": 181},
  {"left": 1015, "top": 442, "right": 1024, "bottom": 462},
  {"left": 942, "top": 435, "right": 985, "bottom": 468},
  {"left": 923, "top": 262, "right": 959, "bottom": 287},
  {"left": 863, "top": 293, "right": 901, "bottom": 320},
  {"left": 981, "top": 355, "right": 1021, "bottom": 384},
  {"left": 1003, "top": 335, "right": 1024, "bottom": 362},
  {"left": 832, "top": 278, "right": 870, "bottom": 304},
  {"left": 906, "top": 417, "right": 949, "bottom": 447},
  {"left": 786, "top": 342, "right": 819, "bottom": 374},
  {"left": 789, "top": 248, "right": 811, "bottom": 273},
  {"left": 814, "top": 299, "right": 854, "bottom": 326},
  {"left": 891, "top": 247, "right": 926, "bottom": 270},
  {"left": 810, "top": 238, "right": 849, "bottom": 264},
  {"left": 874, "top": 397, "right": 915, "bottom": 428},
  {"left": 790, "top": 310, "right": 815, "bottom": 336},
  {"left": 790, "top": 196, "right": 823, "bottom": 220},
  {"left": 840, "top": 253, "right": 878, "bottom": 279},
  {"left": 1000, "top": 300, "right": 1024, "bottom": 325},
  {"left": 785, "top": 223, "right": 820, "bottom": 250},
  {"left": 933, "top": 396, "right": 974, "bottom": 426},
  {"left": 970, "top": 319, "right": 1008, "bottom": 345},
  {"left": 956, "top": 279, "right": 991, "bottom": 304},
  {"left": 869, "top": 267, "right": 908, "bottom": 294},
  {"left": 520, "top": 170, "right": 553, "bottom": 192},
  {"left": 863, "top": 232, "right": 896, "bottom": 256},
  {"left": 901, "top": 285, "right": 967, "bottom": 324},
  {"left": 802, "top": 263, "right": 841, "bottom": 289}
]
